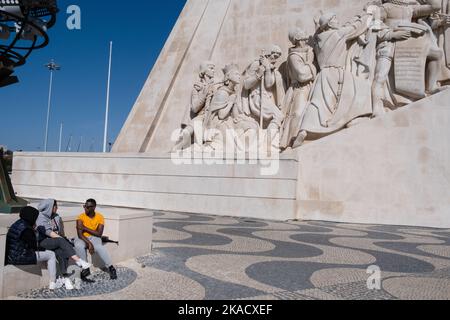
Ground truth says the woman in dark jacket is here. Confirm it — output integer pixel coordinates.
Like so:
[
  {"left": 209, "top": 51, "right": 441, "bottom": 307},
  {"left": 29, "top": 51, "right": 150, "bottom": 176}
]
[{"left": 6, "top": 206, "right": 59, "bottom": 290}]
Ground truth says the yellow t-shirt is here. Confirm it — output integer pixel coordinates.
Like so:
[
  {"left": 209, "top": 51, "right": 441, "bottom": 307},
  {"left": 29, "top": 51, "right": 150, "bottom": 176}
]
[{"left": 78, "top": 212, "right": 105, "bottom": 238}]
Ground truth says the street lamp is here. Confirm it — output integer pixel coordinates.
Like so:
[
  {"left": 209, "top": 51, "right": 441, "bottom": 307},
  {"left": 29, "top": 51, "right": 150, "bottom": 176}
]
[
  {"left": 0, "top": 0, "right": 59, "bottom": 88},
  {"left": 44, "top": 59, "right": 60, "bottom": 152}
]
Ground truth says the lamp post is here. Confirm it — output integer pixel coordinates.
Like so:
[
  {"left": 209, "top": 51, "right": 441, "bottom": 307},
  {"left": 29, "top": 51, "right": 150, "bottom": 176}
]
[
  {"left": 103, "top": 41, "right": 113, "bottom": 153},
  {"left": 44, "top": 59, "right": 60, "bottom": 152}
]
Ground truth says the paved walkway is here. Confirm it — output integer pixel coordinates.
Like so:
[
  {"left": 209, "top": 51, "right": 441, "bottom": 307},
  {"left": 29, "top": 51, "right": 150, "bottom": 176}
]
[{"left": 11, "top": 211, "right": 450, "bottom": 300}]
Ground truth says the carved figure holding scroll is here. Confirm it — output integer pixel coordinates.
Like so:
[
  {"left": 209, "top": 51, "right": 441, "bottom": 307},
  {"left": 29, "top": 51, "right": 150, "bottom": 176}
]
[{"left": 371, "top": 0, "right": 444, "bottom": 117}]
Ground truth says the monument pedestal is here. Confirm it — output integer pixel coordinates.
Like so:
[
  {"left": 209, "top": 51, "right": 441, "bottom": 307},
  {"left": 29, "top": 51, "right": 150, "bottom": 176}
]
[{"left": 11, "top": 152, "right": 298, "bottom": 221}]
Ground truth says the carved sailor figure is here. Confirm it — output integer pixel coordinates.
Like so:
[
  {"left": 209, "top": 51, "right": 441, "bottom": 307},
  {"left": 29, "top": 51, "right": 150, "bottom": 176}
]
[
  {"left": 292, "top": 11, "right": 374, "bottom": 146},
  {"left": 280, "top": 28, "right": 317, "bottom": 150},
  {"left": 242, "top": 45, "right": 285, "bottom": 132},
  {"left": 173, "top": 61, "right": 216, "bottom": 151}
]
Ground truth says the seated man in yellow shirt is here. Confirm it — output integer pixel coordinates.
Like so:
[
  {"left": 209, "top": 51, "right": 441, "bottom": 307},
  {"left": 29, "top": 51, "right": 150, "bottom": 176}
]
[{"left": 74, "top": 199, "right": 117, "bottom": 281}]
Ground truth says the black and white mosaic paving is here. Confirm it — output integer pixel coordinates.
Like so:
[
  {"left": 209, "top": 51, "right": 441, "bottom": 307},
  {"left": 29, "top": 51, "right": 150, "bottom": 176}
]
[
  {"left": 17, "top": 267, "right": 137, "bottom": 299},
  {"left": 11, "top": 211, "right": 450, "bottom": 300}
]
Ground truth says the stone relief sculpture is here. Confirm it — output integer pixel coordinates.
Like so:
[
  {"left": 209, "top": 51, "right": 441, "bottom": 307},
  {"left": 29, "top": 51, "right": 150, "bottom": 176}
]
[
  {"left": 203, "top": 64, "right": 257, "bottom": 150},
  {"left": 242, "top": 45, "right": 285, "bottom": 132},
  {"left": 292, "top": 11, "right": 375, "bottom": 146},
  {"left": 280, "top": 28, "right": 317, "bottom": 150},
  {"left": 423, "top": 0, "right": 450, "bottom": 84},
  {"left": 173, "top": 61, "right": 216, "bottom": 151},
  {"left": 173, "top": 0, "right": 450, "bottom": 153},
  {"left": 371, "top": 0, "right": 445, "bottom": 118}
]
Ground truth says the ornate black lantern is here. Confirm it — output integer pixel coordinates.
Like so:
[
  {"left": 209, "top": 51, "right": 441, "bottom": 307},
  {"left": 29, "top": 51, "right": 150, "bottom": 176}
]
[{"left": 0, "top": 0, "right": 58, "bottom": 87}]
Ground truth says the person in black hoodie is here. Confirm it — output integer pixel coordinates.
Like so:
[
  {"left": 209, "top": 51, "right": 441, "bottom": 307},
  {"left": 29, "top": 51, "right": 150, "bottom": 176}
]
[{"left": 5, "top": 206, "right": 59, "bottom": 290}]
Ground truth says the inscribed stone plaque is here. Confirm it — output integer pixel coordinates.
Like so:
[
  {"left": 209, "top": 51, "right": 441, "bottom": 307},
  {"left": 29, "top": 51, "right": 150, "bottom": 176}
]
[{"left": 394, "top": 36, "right": 430, "bottom": 100}]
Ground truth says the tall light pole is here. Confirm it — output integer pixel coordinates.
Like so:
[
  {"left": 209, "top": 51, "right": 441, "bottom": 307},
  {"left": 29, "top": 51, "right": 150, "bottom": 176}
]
[
  {"left": 103, "top": 41, "right": 113, "bottom": 153},
  {"left": 58, "top": 122, "right": 63, "bottom": 152},
  {"left": 44, "top": 59, "right": 61, "bottom": 152}
]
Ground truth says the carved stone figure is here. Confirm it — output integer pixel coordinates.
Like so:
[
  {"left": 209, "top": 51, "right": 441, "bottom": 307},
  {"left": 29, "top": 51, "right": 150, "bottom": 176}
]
[
  {"left": 242, "top": 45, "right": 285, "bottom": 131},
  {"left": 292, "top": 12, "right": 374, "bottom": 146},
  {"left": 203, "top": 63, "right": 259, "bottom": 151},
  {"left": 280, "top": 28, "right": 317, "bottom": 150},
  {"left": 423, "top": 0, "right": 450, "bottom": 84},
  {"left": 173, "top": 61, "right": 216, "bottom": 151},
  {"left": 174, "top": 0, "right": 450, "bottom": 154},
  {"left": 372, "top": 0, "right": 443, "bottom": 117},
  {"left": 203, "top": 64, "right": 243, "bottom": 149}
]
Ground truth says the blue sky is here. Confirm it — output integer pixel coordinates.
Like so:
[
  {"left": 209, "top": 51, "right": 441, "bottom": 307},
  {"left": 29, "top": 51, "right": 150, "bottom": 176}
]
[{"left": 0, "top": 0, "right": 186, "bottom": 152}]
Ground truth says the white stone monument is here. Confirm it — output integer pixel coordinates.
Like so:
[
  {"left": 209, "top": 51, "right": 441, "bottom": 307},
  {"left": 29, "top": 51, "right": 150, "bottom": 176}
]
[{"left": 11, "top": 0, "right": 450, "bottom": 228}]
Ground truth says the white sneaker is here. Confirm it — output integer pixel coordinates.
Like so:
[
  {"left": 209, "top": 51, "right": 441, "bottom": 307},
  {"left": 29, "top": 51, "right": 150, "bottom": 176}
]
[
  {"left": 64, "top": 278, "right": 74, "bottom": 290},
  {"left": 56, "top": 277, "right": 65, "bottom": 289},
  {"left": 73, "top": 278, "right": 82, "bottom": 290},
  {"left": 76, "top": 259, "right": 92, "bottom": 270},
  {"left": 49, "top": 282, "right": 57, "bottom": 290}
]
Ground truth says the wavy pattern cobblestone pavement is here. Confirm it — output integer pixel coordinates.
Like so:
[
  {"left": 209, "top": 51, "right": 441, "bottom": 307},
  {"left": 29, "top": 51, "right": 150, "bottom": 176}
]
[{"left": 10, "top": 211, "right": 450, "bottom": 300}]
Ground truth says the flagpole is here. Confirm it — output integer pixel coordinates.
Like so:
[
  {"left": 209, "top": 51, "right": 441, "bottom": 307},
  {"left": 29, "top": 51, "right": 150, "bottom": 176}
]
[
  {"left": 58, "top": 122, "right": 63, "bottom": 152},
  {"left": 103, "top": 41, "right": 113, "bottom": 153}
]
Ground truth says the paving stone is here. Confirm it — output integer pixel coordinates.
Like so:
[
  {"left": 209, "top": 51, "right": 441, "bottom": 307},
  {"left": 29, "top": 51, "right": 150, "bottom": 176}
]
[{"left": 10, "top": 211, "right": 450, "bottom": 300}]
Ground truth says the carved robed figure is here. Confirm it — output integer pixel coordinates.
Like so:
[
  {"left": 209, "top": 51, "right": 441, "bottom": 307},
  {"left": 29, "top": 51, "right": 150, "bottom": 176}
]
[{"left": 293, "top": 12, "right": 375, "bottom": 145}]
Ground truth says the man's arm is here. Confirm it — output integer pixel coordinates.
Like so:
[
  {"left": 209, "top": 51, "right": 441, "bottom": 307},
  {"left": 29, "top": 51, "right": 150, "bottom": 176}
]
[
  {"left": 341, "top": 14, "right": 372, "bottom": 41},
  {"left": 81, "top": 224, "right": 104, "bottom": 238},
  {"left": 77, "top": 220, "right": 94, "bottom": 249},
  {"left": 243, "top": 61, "right": 264, "bottom": 90},
  {"left": 288, "top": 54, "right": 315, "bottom": 84},
  {"left": 20, "top": 229, "right": 38, "bottom": 251},
  {"left": 191, "top": 84, "right": 208, "bottom": 114},
  {"left": 56, "top": 216, "right": 65, "bottom": 238},
  {"left": 413, "top": 0, "right": 441, "bottom": 18}
]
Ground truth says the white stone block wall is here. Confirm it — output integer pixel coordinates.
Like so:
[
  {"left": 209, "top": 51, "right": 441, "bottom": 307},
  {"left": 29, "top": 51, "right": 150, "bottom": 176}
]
[
  {"left": 12, "top": 154, "right": 299, "bottom": 221},
  {"left": 296, "top": 90, "right": 450, "bottom": 228}
]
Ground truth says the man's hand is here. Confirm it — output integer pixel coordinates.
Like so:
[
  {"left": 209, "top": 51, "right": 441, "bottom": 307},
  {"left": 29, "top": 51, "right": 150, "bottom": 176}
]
[
  {"left": 259, "top": 56, "right": 271, "bottom": 70},
  {"left": 206, "top": 84, "right": 216, "bottom": 97},
  {"left": 88, "top": 242, "right": 95, "bottom": 255},
  {"left": 255, "top": 65, "right": 265, "bottom": 80},
  {"left": 393, "top": 30, "right": 412, "bottom": 41}
]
